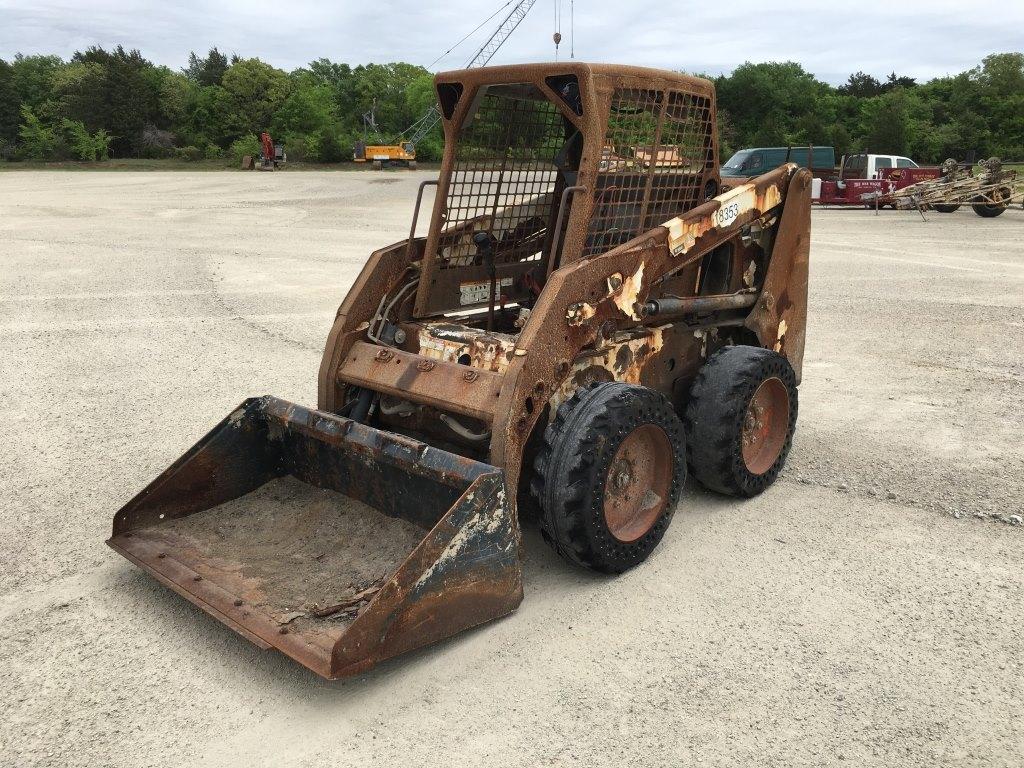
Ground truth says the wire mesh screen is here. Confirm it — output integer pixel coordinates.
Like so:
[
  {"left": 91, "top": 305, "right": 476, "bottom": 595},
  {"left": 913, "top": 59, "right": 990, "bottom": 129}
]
[
  {"left": 584, "top": 88, "right": 714, "bottom": 258},
  {"left": 436, "top": 84, "right": 566, "bottom": 269}
]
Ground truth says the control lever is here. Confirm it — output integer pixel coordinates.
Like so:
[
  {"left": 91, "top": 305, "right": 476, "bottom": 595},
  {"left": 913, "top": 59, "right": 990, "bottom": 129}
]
[{"left": 473, "top": 231, "right": 497, "bottom": 331}]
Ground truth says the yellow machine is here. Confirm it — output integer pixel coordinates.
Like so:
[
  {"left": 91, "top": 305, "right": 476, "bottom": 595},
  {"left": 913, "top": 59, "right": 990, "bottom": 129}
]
[{"left": 353, "top": 140, "right": 417, "bottom": 170}]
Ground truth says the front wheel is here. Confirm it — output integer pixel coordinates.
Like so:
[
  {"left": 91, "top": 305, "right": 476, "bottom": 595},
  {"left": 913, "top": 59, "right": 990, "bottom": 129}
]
[
  {"left": 685, "top": 346, "right": 798, "bottom": 497},
  {"left": 933, "top": 203, "right": 960, "bottom": 213},
  {"left": 532, "top": 383, "right": 686, "bottom": 574}
]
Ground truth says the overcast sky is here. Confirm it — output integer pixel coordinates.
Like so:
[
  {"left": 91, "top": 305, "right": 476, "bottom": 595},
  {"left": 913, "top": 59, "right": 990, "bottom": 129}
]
[{"left": 1, "top": 0, "right": 1021, "bottom": 85}]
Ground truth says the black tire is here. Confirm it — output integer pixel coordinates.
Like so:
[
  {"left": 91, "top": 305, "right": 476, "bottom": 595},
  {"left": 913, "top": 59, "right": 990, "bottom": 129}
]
[
  {"left": 685, "top": 346, "right": 798, "bottom": 497},
  {"left": 933, "top": 203, "right": 960, "bottom": 213},
  {"left": 972, "top": 187, "right": 1010, "bottom": 218},
  {"left": 532, "top": 383, "right": 686, "bottom": 574}
]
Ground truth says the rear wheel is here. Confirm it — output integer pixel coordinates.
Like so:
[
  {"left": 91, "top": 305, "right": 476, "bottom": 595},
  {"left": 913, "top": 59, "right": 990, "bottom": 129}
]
[
  {"left": 685, "top": 346, "right": 798, "bottom": 497},
  {"left": 532, "top": 383, "right": 686, "bottom": 573},
  {"left": 371, "top": 160, "right": 383, "bottom": 171},
  {"left": 972, "top": 187, "right": 1011, "bottom": 217}
]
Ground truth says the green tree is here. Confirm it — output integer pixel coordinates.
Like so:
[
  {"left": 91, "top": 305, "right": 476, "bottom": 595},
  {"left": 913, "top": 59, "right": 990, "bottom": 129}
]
[
  {"left": 973, "top": 53, "right": 1024, "bottom": 158},
  {"left": 914, "top": 71, "right": 989, "bottom": 160},
  {"left": 0, "top": 59, "right": 20, "bottom": 145},
  {"left": 229, "top": 133, "right": 261, "bottom": 165},
  {"left": 272, "top": 74, "right": 336, "bottom": 136},
  {"left": 17, "top": 105, "right": 58, "bottom": 159},
  {"left": 184, "top": 48, "right": 229, "bottom": 86},
  {"left": 716, "top": 62, "right": 829, "bottom": 148},
  {"left": 860, "top": 88, "right": 910, "bottom": 154},
  {"left": 61, "top": 118, "right": 111, "bottom": 161},
  {"left": 319, "top": 131, "right": 345, "bottom": 162},
  {"left": 71, "top": 46, "right": 163, "bottom": 156},
  {"left": 159, "top": 71, "right": 197, "bottom": 132},
  {"left": 187, "top": 85, "right": 242, "bottom": 147},
  {"left": 11, "top": 54, "right": 63, "bottom": 112},
  {"left": 221, "top": 58, "right": 289, "bottom": 135},
  {"left": 885, "top": 72, "right": 917, "bottom": 90},
  {"left": 825, "top": 122, "right": 852, "bottom": 159},
  {"left": 50, "top": 61, "right": 107, "bottom": 130},
  {"left": 351, "top": 62, "right": 432, "bottom": 138},
  {"left": 838, "top": 71, "right": 884, "bottom": 98}
]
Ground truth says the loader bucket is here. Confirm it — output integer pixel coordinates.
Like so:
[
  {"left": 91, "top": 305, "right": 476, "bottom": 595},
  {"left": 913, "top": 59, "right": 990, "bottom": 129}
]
[{"left": 107, "top": 396, "right": 521, "bottom": 679}]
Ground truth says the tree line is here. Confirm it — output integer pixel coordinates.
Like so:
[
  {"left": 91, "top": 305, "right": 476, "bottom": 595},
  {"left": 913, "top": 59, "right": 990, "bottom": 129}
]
[
  {"left": 712, "top": 54, "right": 1023, "bottom": 163},
  {"left": 0, "top": 47, "right": 1021, "bottom": 165},
  {"left": 0, "top": 47, "right": 438, "bottom": 163}
]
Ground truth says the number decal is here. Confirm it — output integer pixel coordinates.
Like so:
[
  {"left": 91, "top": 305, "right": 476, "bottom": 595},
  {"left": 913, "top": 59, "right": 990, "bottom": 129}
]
[{"left": 713, "top": 201, "right": 741, "bottom": 229}]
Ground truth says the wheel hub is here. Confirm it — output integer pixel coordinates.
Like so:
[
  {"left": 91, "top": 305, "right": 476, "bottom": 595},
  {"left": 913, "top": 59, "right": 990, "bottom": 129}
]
[
  {"left": 741, "top": 377, "right": 790, "bottom": 475},
  {"left": 603, "top": 424, "right": 673, "bottom": 543}
]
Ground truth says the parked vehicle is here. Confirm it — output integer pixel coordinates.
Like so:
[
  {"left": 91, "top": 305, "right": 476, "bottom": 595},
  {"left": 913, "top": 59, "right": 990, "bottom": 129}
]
[
  {"left": 722, "top": 146, "right": 835, "bottom": 179},
  {"left": 839, "top": 153, "right": 919, "bottom": 180}
]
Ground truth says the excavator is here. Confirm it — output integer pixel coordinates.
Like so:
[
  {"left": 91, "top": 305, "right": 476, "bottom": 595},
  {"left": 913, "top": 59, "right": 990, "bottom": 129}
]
[
  {"left": 242, "top": 132, "right": 285, "bottom": 171},
  {"left": 109, "top": 62, "right": 811, "bottom": 679},
  {"left": 257, "top": 131, "right": 285, "bottom": 171}
]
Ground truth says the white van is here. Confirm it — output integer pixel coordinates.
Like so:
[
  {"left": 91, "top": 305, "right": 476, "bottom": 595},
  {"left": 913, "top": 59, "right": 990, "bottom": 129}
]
[{"left": 840, "top": 153, "right": 919, "bottom": 180}]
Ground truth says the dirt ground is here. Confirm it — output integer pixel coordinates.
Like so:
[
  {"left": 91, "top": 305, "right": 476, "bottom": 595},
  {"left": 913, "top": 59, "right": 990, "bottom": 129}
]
[{"left": 1, "top": 172, "right": 1022, "bottom": 767}]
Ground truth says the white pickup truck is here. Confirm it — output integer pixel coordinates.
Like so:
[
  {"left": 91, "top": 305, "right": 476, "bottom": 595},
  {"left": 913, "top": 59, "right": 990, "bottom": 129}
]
[{"left": 840, "top": 153, "right": 919, "bottom": 180}]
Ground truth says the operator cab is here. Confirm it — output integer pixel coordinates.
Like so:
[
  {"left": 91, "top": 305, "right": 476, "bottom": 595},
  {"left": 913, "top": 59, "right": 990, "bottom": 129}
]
[{"left": 411, "top": 63, "right": 720, "bottom": 322}]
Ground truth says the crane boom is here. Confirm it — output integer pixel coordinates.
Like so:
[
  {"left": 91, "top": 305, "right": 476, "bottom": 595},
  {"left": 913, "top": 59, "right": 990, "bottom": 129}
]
[
  {"left": 464, "top": 0, "right": 538, "bottom": 69},
  {"left": 404, "top": 0, "right": 538, "bottom": 149}
]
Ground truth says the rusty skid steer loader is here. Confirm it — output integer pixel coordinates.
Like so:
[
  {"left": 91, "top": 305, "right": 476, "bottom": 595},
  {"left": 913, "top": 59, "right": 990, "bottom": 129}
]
[{"left": 109, "top": 64, "right": 811, "bottom": 679}]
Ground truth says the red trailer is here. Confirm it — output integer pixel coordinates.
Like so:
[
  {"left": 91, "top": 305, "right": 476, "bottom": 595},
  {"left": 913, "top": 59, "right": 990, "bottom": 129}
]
[
  {"left": 813, "top": 155, "right": 942, "bottom": 207},
  {"left": 815, "top": 169, "right": 942, "bottom": 207}
]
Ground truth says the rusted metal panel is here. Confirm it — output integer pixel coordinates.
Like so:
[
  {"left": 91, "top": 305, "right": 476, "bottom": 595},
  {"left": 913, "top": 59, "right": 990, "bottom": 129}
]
[
  {"left": 318, "top": 239, "right": 421, "bottom": 412},
  {"left": 337, "top": 341, "right": 503, "bottom": 423},
  {"left": 548, "top": 326, "right": 667, "bottom": 413},
  {"left": 662, "top": 177, "right": 784, "bottom": 258},
  {"left": 744, "top": 169, "right": 811, "bottom": 381},
  {"left": 416, "top": 323, "right": 518, "bottom": 373}
]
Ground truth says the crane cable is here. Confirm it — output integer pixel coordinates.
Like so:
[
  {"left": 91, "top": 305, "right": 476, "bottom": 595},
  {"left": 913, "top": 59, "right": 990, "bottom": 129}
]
[
  {"left": 426, "top": 0, "right": 517, "bottom": 70},
  {"left": 570, "top": 0, "right": 574, "bottom": 58},
  {"left": 553, "top": 0, "right": 562, "bottom": 60}
]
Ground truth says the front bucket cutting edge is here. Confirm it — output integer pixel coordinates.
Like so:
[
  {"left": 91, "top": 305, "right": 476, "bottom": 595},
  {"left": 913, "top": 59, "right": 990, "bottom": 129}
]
[{"left": 107, "top": 396, "right": 522, "bottom": 679}]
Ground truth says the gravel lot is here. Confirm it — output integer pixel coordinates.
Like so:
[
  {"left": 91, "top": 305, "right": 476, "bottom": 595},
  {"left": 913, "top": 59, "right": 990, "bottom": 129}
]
[{"left": 1, "top": 171, "right": 1022, "bottom": 767}]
